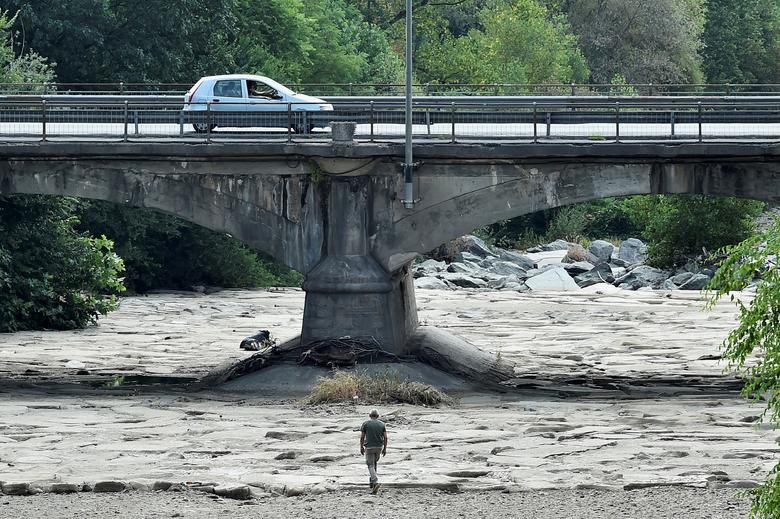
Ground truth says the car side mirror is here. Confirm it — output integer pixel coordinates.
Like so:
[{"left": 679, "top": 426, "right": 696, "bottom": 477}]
[{"left": 273, "top": 93, "right": 283, "bottom": 100}]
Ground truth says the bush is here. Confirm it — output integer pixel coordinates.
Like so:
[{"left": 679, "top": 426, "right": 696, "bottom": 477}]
[
  {"left": 77, "top": 202, "right": 302, "bottom": 292},
  {"left": 0, "top": 195, "right": 125, "bottom": 332},
  {"left": 625, "top": 195, "right": 764, "bottom": 267},
  {"left": 304, "top": 370, "right": 454, "bottom": 407}
]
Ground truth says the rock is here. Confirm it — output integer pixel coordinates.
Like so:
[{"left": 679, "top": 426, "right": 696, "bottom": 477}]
[
  {"left": 274, "top": 451, "right": 297, "bottom": 460},
  {"left": 431, "top": 235, "right": 496, "bottom": 262},
  {"left": 526, "top": 264, "right": 566, "bottom": 278},
  {"left": 50, "top": 483, "right": 80, "bottom": 494},
  {"left": 456, "top": 251, "right": 484, "bottom": 264},
  {"left": 487, "top": 261, "right": 529, "bottom": 278},
  {"left": 129, "top": 481, "right": 150, "bottom": 491},
  {"left": 525, "top": 268, "right": 580, "bottom": 292},
  {"left": 562, "top": 261, "right": 595, "bottom": 276},
  {"left": 497, "top": 250, "right": 535, "bottom": 270},
  {"left": 240, "top": 330, "right": 275, "bottom": 351},
  {"left": 726, "top": 480, "right": 760, "bottom": 489},
  {"left": 617, "top": 238, "right": 648, "bottom": 265},
  {"left": 662, "top": 279, "right": 678, "bottom": 290},
  {"left": 1, "top": 483, "right": 31, "bottom": 496},
  {"left": 573, "top": 263, "right": 614, "bottom": 288},
  {"left": 284, "top": 486, "right": 306, "bottom": 497},
  {"left": 677, "top": 273, "right": 711, "bottom": 290},
  {"left": 447, "top": 261, "right": 481, "bottom": 274},
  {"left": 588, "top": 240, "right": 615, "bottom": 263},
  {"left": 438, "top": 273, "right": 488, "bottom": 289},
  {"left": 563, "top": 244, "right": 599, "bottom": 264},
  {"left": 614, "top": 265, "right": 669, "bottom": 290},
  {"left": 65, "top": 360, "right": 86, "bottom": 369},
  {"left": 540, "top": 239, "right": 572, "bottom": 251},
  {"left": 414, "top": 277, "right": 451, "bottom": 290},
  {"left": 525, "top": 250, "right": 569, "bottom": 267},
  {"left": 670, "top": 272, "right": 694, "bottom": 285},
  {"left": 215, "top": 485, "right": 252, "bottom": 500},
  {"left": 265, "top": 431, "right": 307, "bottom": 441},
  {"left": 416, "top": 259, "right": 446, "bottom": 275},
  {"left": 487, "top": 276, "right": 521, "bottom": 290},
  {"left": 93, "top": 481, "right": 127, "bottom": 493},
  {"left": 152, "top": 481, "right": 173, "bottom": 491}
]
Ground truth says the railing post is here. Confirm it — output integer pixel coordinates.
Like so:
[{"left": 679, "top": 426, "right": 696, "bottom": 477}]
[
  {"left": 615, "top": 102, "right": 620, "bottom": 142},
  {"left": 697, "top": 101, "right": 702, "bottom": 142},
  {"left": 725, "top": 83, "right": 731, "bottom": 96},
  {"left": 287, "top": 102, "right": 292, "bottom": 142},
  {"left": 123, "top": 100, "right": 129, "bottom": 141},
  {"left": 349, "top": 82, "right": 353, "bottom": 96},
  {"left": 119, "top": 81, "right": 125, "bottom": 95},
  {"left": 670, "top": 111, "right": 676, "bottom": 139},
  {"left": 532, "top": 101, "right": 538, "bottom": 143},
  {"left": 206, "top": 101, "right": 212, "bottom": 143},
  {"left": 369, "top": 101, "right": 375, "bottom": 142},
  {"left": 42, "top": 82, "right": 48, "bottom": 95},
  {"left": 648, "top": 83, "right": 654, "bottom": 96},
  {"left": 134, "top": 110, "right": 139, "bottom": 135},
  {"left": 41, "top": 100, "right": 47, "bottom": 142},
  {"left": 450, "top": 102, "right": 456, "bottom": 143},
  {"left": 571, "top": 83, "right": 576, "bottom": 96},
  {"left": 546, "top": 112, "right": 551, "bottom": 137}
]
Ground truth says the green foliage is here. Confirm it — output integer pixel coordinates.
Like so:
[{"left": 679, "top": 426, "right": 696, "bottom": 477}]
[
  {"left": 707, "top": 218, "right": 780, "bottom": 518},
  {"left": 544, "top": 204, "right": 587, "bottom": 243},
  {"left": 0, "top": 9, "right": 53, "bottom": 86},
  {"left": 76, "top": 202, "right": 301, "bottom": 292},
  {"left": 0, "top": 196, "right": 125, "bottom": 332},
  {"left": 561, "top": 0, "right": 705, "bottom": 83},
  {"left": 416, "top": 0, "right": 589, "bottom": 84},
  {"left": 702, "top": 0, "right": 780, "bottom": 84},
  {"left": 626, "top": 195, "right": 763, "bottom": 267}
]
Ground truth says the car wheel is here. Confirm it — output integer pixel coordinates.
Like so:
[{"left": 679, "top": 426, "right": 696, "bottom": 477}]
[{"left": 193, "top": 123, "right": 216, "bottom": 133}]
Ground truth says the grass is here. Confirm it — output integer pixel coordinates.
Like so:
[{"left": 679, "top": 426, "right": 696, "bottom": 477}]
[{"left": 303, "top": 370, "right": 454, "bottom": 407}]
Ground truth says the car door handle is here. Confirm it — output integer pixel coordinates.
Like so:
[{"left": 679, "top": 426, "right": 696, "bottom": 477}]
[{"left": 212, "top": 99, "right": 220, "bottom": 102}]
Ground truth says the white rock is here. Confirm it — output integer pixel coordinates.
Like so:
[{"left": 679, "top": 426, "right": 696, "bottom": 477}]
[{"left": 524, "top": 268, "right": 580, "bottom": 292}]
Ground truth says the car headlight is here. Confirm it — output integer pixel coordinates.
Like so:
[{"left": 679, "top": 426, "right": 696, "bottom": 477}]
[{"left": 319, "top": 104, "right": 334, "bottom": 111}]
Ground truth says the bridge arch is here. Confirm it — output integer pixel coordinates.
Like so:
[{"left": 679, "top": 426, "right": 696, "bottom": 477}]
[
  {"left": 0, "top": 160, "right": 324, "bottom": 273},
  {"left": 377, "top": 160, "right": 780, "bottom": 268}
]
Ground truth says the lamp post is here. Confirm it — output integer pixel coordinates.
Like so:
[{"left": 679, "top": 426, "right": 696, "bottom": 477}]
[{"left": 402, "top": 0, "right": 415, "bottom": 209}]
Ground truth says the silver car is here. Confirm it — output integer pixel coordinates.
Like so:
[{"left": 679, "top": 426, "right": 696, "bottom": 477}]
[{"left": 182, "top": 74, "right": 333, "bottom": 133}]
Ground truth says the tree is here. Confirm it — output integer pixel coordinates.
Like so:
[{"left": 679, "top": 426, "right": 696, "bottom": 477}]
[
  {"left": 708, "top": 218, "right": 780, "bottom": 517},
  {"left": 0, "top": 196, "right": 125, "bottom": 332},
  {"left": 625, "top": 195, "right": 764, "bottom": 266},
  {"left": 558, "top": 0, "right": 706, "bottom": 84},
  {"left": 702, "top": 0, "right": 780, "bottom": 84},
  {"left": 416, "top": 0, "right": 589, "bottom": 84}
]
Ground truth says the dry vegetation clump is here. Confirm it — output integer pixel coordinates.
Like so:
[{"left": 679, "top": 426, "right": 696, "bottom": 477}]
[{"left": 303, "top": 370, "right": 454, "bottom": 407}]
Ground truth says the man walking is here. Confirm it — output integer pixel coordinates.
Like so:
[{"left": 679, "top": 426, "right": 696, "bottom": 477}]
[{"left": 360, "top": 409, "right": 387, "bottom": 494}]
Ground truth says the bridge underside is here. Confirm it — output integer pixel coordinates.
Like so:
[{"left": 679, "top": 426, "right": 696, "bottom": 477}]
[{"left": 2, "top": 142, "right": 780, "bottom": 355}]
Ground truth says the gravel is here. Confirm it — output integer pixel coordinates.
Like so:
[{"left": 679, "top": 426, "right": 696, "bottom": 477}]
[{"left": 0, "top": 488, "right": 749, "bottom": 519}]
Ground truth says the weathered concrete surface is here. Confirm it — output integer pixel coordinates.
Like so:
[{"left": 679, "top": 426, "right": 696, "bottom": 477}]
[{"left": 0, "top": 288, "right": 775, "bottom": 495}]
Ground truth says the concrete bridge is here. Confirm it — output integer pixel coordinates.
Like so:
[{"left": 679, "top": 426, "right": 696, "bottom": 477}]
[{"left": 2, "top": 140, "right": 780, "bottom": 354}]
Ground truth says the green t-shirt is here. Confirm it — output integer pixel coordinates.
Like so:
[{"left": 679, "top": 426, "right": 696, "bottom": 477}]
[{"left": 361, "top": 419, "right": 386, "bottom": 449}]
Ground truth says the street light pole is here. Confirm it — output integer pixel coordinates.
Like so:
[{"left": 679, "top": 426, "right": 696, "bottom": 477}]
[{"left": 402, "top": 0, "right": 415, "bottom": 209}]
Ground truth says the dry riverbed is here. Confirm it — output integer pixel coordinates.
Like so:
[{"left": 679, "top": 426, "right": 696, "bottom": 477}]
[{"left": 0, "top": 287, "right": 775, "bottom": 517}]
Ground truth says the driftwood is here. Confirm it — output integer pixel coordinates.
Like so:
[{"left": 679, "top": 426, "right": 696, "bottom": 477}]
[{"left": 409, "top": 326, "right": 516, "bottom": 388}]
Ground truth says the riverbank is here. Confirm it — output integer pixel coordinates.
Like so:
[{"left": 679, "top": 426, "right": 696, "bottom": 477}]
[{"left": 0, "top": 288, "right": 773, "bottom": 517}]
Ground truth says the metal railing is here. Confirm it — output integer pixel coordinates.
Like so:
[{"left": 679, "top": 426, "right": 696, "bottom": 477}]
[
  {"left": 1, "top": 96, "right": 779, "bottom": 143},
  {"left": 4, "top": 82, "right": 780, "bottom": 97}
]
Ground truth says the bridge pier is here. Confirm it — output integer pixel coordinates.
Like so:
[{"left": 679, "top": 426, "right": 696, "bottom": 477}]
[{"left": 300, "top": 178, "right": 418, "bottom": 356}]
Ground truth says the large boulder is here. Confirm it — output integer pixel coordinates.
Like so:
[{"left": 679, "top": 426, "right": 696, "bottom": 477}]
[
  {"left": 562, "top": 261, "right": 595, "bottom": 276},
  {"left": 497, "top": 250, "right": 535, "bottom": 270},
  {"left": 414, "top": 259, "right": 446, "bottom": 278},
  {"left": 673, "top": 272, "right": 711, "bottom": 290},
  {"left": 588, "top": 240, "right": 615, "bottom": 263},
  {"left": 573, "top": 263, "right": 614, "bottom": 288},
  {"left": 525, "top": 249, "right": 569, "bottom": 267},
  {"left": 487, "top": 261, "right": 530, "bottom": 278},
  {"left": 525, "top": 267, "right": 580, "bottom": 291},
  {"left": 414, "top": 277, "right": 452, "bottom": 290},
  {"left": 430, "top": 235, "right": 496, "bottom": 262},
  {"left": 540, "top": 239, "right": 573, "bottom": 251},
  {"left": 438, "top": 272, "right": 488, "bottom": 288},
  {"left": 617, "top": 238, "right": 648, "bottom": 265},
  {"left": 563, "top": 244, "right": 600, "bottom": 264},
  {"left": 614, "top": 265, "right": 669, "bottom": 290},
  {"left": 447, "top": 261, "right": 481, "bottom": 274}
]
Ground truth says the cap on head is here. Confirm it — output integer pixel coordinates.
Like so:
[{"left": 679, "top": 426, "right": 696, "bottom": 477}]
[{"left": 369, "top": 409, "right": 379, "bottom": 418}]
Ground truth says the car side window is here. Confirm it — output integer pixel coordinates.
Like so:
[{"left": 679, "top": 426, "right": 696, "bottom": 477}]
[
  {"left": 247, "top": 80, "right": 279, "bottom": 99},
  {"left": 213, "top": 80, "right": 243, "bottom": 98}
]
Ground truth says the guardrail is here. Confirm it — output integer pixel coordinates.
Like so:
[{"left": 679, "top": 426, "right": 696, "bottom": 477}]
[
  {"left": 4, "top": 82, "right": 780, "bottom": 97},
  {"left": 0, "top": 97, "right": 779, "bottom": 143}
]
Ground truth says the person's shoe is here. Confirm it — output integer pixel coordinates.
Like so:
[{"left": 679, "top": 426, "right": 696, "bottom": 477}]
[{"left": 372, "top": 483, "right": 381, "bottom": 495}]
